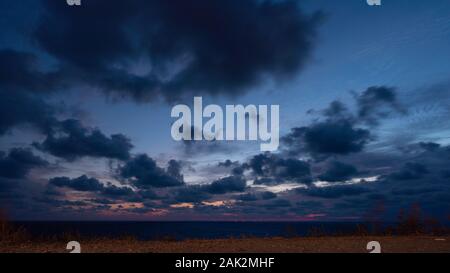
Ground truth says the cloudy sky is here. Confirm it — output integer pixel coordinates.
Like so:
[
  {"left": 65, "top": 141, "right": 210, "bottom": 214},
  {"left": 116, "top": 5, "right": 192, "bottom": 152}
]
[{"left": 1, "top": 0, "right": 449, "bottom": 221}]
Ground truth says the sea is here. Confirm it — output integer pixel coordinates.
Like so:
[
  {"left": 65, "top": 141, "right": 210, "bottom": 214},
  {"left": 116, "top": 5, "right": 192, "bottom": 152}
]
[{"left": 11, "top": 221, "right": 380, "bottom": 240}]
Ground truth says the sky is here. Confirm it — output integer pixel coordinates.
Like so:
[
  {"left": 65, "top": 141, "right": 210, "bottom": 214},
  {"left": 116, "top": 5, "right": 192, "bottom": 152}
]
[{"left": 0, "top": 0, "right": 450, "bottom": 222}]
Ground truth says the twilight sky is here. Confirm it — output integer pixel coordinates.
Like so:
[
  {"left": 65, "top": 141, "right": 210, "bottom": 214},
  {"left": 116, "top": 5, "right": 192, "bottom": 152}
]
[{"left": 1, "top": 0, "right": 450, "bottom": 221}]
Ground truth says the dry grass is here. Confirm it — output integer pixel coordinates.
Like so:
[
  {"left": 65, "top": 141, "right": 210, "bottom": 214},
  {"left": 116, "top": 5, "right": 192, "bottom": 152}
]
[
  {"left": 1, "top": 235, "right": 449, "bottom": 253},
  {"left": 0, "top": 218, "right": 30, "bottom": 244}
]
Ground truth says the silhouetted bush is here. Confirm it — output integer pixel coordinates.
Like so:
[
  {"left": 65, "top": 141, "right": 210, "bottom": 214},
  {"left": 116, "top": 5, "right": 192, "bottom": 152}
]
[
  {"left": 307, "top": 225, "right": 327, "bottom": 237},
  {"left": 0, "top": 213, "right": 30, "bottom": 243},
  {"left": 284, "top": 224, "right": 298, "bottom": 238}
]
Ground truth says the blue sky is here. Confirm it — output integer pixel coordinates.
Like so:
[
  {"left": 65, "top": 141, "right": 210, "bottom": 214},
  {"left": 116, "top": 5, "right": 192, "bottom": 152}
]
[{"left": 0, "top": 0, "right": 449, "bottom": 221}]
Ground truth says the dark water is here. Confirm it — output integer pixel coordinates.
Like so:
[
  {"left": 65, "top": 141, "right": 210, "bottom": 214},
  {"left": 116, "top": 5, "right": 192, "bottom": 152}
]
[{"left": 12, "top": 221, "right": 377, "bottom": 240}]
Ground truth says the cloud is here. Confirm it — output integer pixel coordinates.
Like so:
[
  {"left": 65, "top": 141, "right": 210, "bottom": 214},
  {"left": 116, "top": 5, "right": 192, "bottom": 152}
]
[
  {"left": 166, "top": 160, "right": 184, "bottom": 182},
  {"left": 218, "top": 160, "right": 239, "bottom": 168},
  {"left": 48, "top": 175, "right": 137, "bottom": 200},
  {"left": 261, "top": 191, "right": 277, "bottom": 200},
  {"left": 265, "top": 199, "right": 291, "bottom": 209},
  {"left": 34, "top": 119, "right": 133, "bottom": 161},
  {"left": 139, "top": 189, "right": 161, "bottom": 200},
  {"left": 118, "top": 154, "right": 185, "bottom": 188},
  {"left": 34, "top": 0, "right": 323, "bottom": 102},
  {"left": 0, "top": 148, "right": 48, "bottom": 179},
  {"left": 35, "top": 196, "right": 90, "bottom": 208},
  {"left": 0, "top": 89, "right": 59, "bottom": 136},
  {"left": 318, "top": 161, "right": 358, "bottom": 182},
  {"left": 217, "top": 160, "right": 245, "bottom": 175},
  {"left": 391, "top": 187, "right": 438, "bottom": 196},
  {"left": 0, "top": 49, "right": 63, "bottom": 93},
  {"left": 182, "top": 137, "right": 237, "bottom": 156},
  {"left": 101, "top": 183, "right": 135, "bottom": 197},
  {"left": 247, "top": 153, "right": 311, "bottom": 184},
  {"left": 284, "top": 120, "right": 372, "bottom": 158},
  {"left": 419, "top": 142, "right": 441, "bottom": 152},
  {"left": 355, "top": 86, "right": 406, "bottom": 126},
  {"left": 168, "top": 175, "right": 249, "bottom": 204},
  {"left": 0, "top": 90, "right": 134, "bottom": 162},
  {"left": 389, "top": 162, "right": 429, "bottom": 181},
  {"left": 173, "top": 186, "right": 211, "bottom": 203},
  {"left": 237, "top": 193, "right": 258, "bottom": 202},
  {"left": 298, "top": 185, "right": 370, "bottom": 199},
  {"left": 296, "top": 200, "right": 324, "bottom": 209},
  {"left": 14, "top": 142, "right": 450, "bottom": 220},
  {"left": 49, "top": 175, "right": 104, "bottom": 192},
  {"left": 206, "top": 175, "right": 247, "bottom": 194},
  {"left": 0, "top": 178, "right": 17, "bottom": 193},
  {"left": 282, "top": 86, "right": 406, "bottom": 159}
]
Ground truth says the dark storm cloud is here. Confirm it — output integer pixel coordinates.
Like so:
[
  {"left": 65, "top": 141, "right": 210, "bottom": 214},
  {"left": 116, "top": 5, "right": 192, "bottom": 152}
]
[
  {"left": 0, "top": 148, "right": 48, "bottom": 179},
  {"left": 167, "top": 160, "right": 184, "bottom": 182},
  {"left": 0, "top": 178, "right": 17, "bottom": 192},
  {"left": 391, "top": 187, "right": 438, "bottom": 196},
  {"left": 261, "top": 191, "right": 277, "bottom": 200},
  {"left": 419, "top": 142, "right": 441, "bottom": 152},
  {"left": 218, "top": 160, "right": 245, "bottom": 176},
  {"left": 278, "top": 139, "right": 450, "bottom": 219},
  {"left": 218, "top": 160, "right": 239, "bottom": 168},
  {"left": 49, "top": 175, "right": 104, "bottom": 192},
  {"left": 33, "top": 0, "right": 323, "bottom": 102},
  {"left": 296, "top": 200, "right": 324, "bottom": 209},
  {"left": 101, "top": 183, "right": 135, "bottom": 197},
  {"left": 34, "top": 119, "right": 133, "bottom": 161},
  {"left": 321, "top": 100, "right": 352, "bottom": 120},
  {"left": 35, "top": 196, "right": 90, "bottom": 208},
  {"left": 282, "top": 86, "right": 405, "bottom": 158},
  {"left": 48, "top": 175, "right": 136, "bottom": 199},
  {"left": 237, "top": 193, "right": 259, "bottom": 202},
  {"left": 247, "top": 153, "right": 311, "bottom": 184},
  {"left": 89, "top": 198, "right": 116, "bottom": 205},
  {"left": 139, "top": 189, "right": 161, "bottom": 200},
  {"left": 173, "top": 186, "right": 211, "bottom": 203},
  {"left": 206, "top": 175, "right": 247, "bottom": 194},
  {"left": 182, "top": 137, "right": 237, "bottom": 156},
  {"left": 1, "top": 90, "right": 134, "bottom": 162},
  {"left": 389, "top": 162, "right": 429, "bottom": 181},
  {"left": 170, "top": 178, "right": 281, "bottom": 205},
  {"left": 283, "top": 106, "right": 370, "bottom": 158},
  {"left": 119, "top": 154, "right": 184, "bottom": 188},
  {"left": 179, "top": 127, "right": 240, "bottom": 157},
  {"left": 313, "top": 142, "right": 450, "bottom": 219},
  {"left": 0, "top": 90, "right": 59, "bottom": 136},
  {"left": 169, "top": 175, "right": 252, "bottom": 204},
  {"left": 301, "top": 120, "right": 371, "bottom": 156},
  {"left": 298, "top": 185, "right": 370, "bottom": 199},
  {"left": 318, "top": 161, "right": 358, "bottom": 182},
  {"left": 43, "top": 185, "right": 63, "bottom": 197},
  {"left": 0, "top": 49, "right": 63, "bottom": 93},
  {"left": 354, "top": 86, "right": 406, "bottom": 126},
  {"left": 265, "top": 199, "right": 291, "bottom": 209},
  {"left": 31, "top": 135, "right": 450, "bottom": 219}
]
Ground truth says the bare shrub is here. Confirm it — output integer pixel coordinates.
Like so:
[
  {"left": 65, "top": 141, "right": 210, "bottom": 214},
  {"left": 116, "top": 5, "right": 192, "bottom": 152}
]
[
  {"left": 0, "top": 210, "right": 29, "bottom": 243},
  {"left": 396, "top": 204, "right": 425, "bottom": 235}
]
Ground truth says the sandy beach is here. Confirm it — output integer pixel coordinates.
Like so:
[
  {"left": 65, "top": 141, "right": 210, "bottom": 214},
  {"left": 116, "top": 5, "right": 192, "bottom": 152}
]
[{"left": 1, "top": 236, "right": 448, "bottom": 253}]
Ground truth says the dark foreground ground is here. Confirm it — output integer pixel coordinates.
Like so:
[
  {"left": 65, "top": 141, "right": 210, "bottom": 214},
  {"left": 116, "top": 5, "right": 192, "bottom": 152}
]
[{"left": 0, "top": 236, "right": 449, "bottom": 253}]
